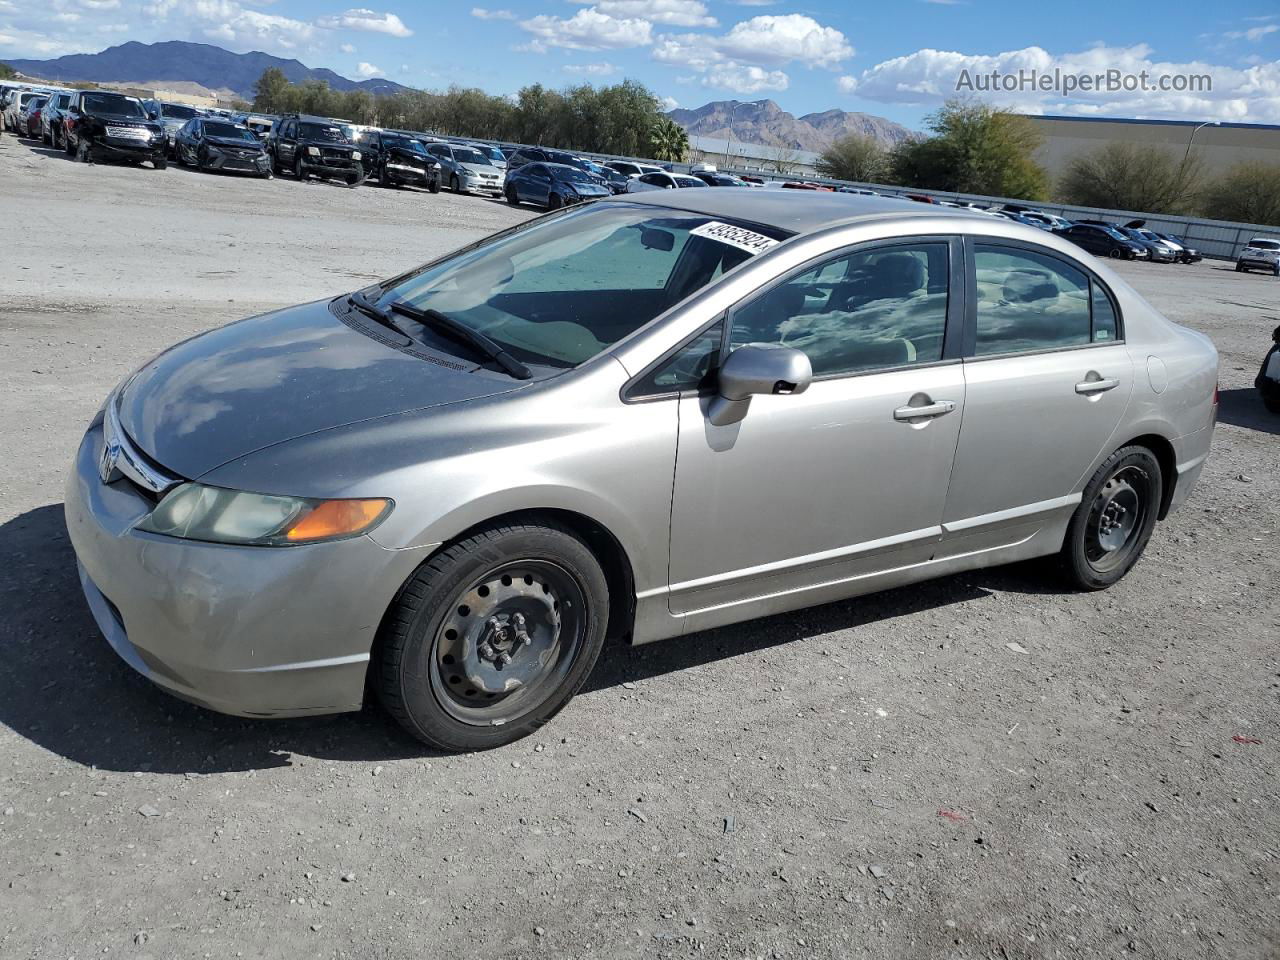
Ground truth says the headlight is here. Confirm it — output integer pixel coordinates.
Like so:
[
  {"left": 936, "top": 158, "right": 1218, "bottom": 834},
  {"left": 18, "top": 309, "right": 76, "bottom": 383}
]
[
  {"left": 351, "top": 150, "right": 361, "bottom": 161},
  {"left": 136, "top": 483, "right": 392, "bottom": 546},
  {"left": 306, "top": 146, "right": 320, "bottom": 156}
]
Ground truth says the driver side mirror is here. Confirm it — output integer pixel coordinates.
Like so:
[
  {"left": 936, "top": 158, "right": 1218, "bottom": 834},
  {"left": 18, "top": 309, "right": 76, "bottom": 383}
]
[{"left": 707, "top": 344, "right": 812, "bottom": 426}]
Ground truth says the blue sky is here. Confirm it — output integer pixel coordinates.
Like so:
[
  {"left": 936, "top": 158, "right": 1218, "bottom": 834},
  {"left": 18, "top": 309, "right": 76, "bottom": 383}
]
[{"left": 2, "top": 1, "right": 1278, "bottom": 128}]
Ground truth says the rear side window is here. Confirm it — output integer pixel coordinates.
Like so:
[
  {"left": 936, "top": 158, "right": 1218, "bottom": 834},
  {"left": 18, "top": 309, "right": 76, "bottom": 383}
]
[{"left": 973, "top": 244, "right": 1120, "bottom": 355}]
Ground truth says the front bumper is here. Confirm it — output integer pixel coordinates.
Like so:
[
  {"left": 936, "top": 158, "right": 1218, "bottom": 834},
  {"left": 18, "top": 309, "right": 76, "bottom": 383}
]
[
  {"left": 301, "top": 157, "right": 364, "bottom": 180},
  {"left": 90, "top": 135, "right": 164, "bottom": 160},
  {"left": 65, "top": 419, "right": 433, "bottom": 718},
  {"left": 203, "top": 148, "right": 272, "bottom": 174},
  {"left": 462, "top": 176, "right": 504, "bottom": 194},
  {"left": 1239, "top": 257, "right": 1279, "bottom": 270}
]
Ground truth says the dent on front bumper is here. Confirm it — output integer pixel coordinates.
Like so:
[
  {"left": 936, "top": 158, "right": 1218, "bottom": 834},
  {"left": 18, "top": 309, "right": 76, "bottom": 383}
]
[{"left": 64, "top": 421, "right": 434, "bottom": 718}]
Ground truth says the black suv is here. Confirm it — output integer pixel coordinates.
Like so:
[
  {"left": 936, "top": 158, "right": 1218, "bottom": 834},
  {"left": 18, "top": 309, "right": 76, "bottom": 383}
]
[
  {"left": 269, "top": 114, "right": 364, "bottom": 186},
  {"left": 64, "top": 90, "right": 167, "bottom": 168},
  {"left": 363, "top": 130, "right": 441, "bottom": 191}
]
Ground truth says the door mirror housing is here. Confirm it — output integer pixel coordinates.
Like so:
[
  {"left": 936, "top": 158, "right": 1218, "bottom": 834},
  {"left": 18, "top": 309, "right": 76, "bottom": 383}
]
[{"left": 707, "top": 344, "right": 812, "bottom": 426}]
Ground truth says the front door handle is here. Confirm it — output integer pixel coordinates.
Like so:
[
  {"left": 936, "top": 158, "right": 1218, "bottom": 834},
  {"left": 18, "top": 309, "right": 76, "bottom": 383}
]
[
  {"left": 894, "top": 399, "right": 956, "bottom": 421},
  {"left": 1075, "top": 377, "right": 1120, "bottom": 395}
]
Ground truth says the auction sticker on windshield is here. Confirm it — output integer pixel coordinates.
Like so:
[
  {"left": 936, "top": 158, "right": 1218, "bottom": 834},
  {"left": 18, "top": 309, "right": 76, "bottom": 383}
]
[{"left": 690, "top": 221, "right": 779, "bottom": 255}]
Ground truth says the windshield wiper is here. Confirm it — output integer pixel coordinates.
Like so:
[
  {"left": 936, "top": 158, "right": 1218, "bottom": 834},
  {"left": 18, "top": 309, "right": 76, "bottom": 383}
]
[
  {"left": 386, "top": 300, "right": 532, "bottom": 380},
  {"left": 348, "top": 291, "right": 417, "bottom": 344}
]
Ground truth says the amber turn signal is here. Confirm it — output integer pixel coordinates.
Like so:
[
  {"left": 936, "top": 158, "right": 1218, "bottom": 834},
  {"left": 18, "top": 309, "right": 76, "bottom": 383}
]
[{"left": 284, "top": 498, "right": 392, "bottom": 542}]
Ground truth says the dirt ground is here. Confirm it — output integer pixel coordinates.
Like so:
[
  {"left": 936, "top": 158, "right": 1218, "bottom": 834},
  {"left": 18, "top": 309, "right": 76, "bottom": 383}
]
[{"left": 1, "top": 131, "right": 1277, "bottom": 960}]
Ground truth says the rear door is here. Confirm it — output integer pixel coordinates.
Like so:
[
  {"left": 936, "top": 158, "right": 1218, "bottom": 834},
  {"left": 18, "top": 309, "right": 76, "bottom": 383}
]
[{"left": 941, "top": 238, "right": 1132, "bottom": 551}]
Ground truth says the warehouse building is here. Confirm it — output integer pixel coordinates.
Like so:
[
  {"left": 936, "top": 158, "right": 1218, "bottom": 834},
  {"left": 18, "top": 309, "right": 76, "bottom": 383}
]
[{"left": 1024, "top": 115, "right": 1280, "bottom": 179}]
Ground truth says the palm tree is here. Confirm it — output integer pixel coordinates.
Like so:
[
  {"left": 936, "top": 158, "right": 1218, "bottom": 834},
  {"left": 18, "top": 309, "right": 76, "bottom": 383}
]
[{"left": 649, "top": 116, "right": 689, "bottom": 163}]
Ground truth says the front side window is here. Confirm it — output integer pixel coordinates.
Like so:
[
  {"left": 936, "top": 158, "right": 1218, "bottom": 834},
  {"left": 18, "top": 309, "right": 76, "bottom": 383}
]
[
  {"left": 161, "top": 104, "right": 198, "bottom": 120},
  {"left": 973, "top": 244, "right": 1118, "bottom": 355},
  {"left": 729, "top": 242, "right": 951, "bottom": 377},
  {"left": 379, "top": 205, "right": 789, "bottom": 369},
  {"left": 632, "top": 321, "right": 725, "bottom": 395}
]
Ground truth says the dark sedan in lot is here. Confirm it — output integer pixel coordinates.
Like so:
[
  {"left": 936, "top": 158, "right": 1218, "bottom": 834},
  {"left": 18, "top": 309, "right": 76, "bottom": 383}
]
[
  {"left": 504, "top": 162, "right": 610, "bottom": 208},
  {"left": 174, "top": 117, "right": 272, "bottom": 177},
  {"left": 1054, "top": 223, "right": 1147, "bottom": 260},
  {"left": 364, "top": 131, "right": 441, "bottom": 191}
]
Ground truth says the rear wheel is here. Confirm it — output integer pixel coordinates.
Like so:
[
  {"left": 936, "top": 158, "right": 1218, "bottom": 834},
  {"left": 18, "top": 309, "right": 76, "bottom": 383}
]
[
  {"left": 1060, "top": 446, "right": 1162, "bottom": 591},
  {"left": 505, "top": 184, "right": 520, "bottom": 205},
  {"left": 376, "top": 520, "right": 609, "bottom": 751},
  {"left": 1236, "top": 263, "right": 1245, "bottom": 272},
  {"left": 548, "top": 192, "right": 562, "bottom": 210}
]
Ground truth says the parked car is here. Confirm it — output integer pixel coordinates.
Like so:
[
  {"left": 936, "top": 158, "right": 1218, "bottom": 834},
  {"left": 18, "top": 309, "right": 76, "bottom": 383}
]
[
  {"left": 268, "top": 114, "right": 363, "bottom": 186},
  {"left": 1118, "top": 227, "right": 1176, "bottom": 263},
  {"left": 781, "top": 181, "right": 834, "bottom": 192},
  {"left": 232, "top": 113, "right": 275, "bottom": 141},
  {"left": 19, "top": 95, "right": 47, "bottom": 139},
  {"left": 1054, "top": 223, "right": 1148, "bottom": 260},
  {"left": 691, "top": 170, "right": 748, "bottom": 187},
  {"left": 364, "top": 131, "right": 441, "bottom": 191},
  {"left": 904, "top": 193, "right": 937, "bottom": 203},
  {"left": 504, "top": 161, "right": 610, "bottom": 208},
  {"left": 1257, "top": 324, "right": 1280, "bottom": 413},
  {"left": 578, "top": 158, "right": 629, "bottom": 193},
  {"left": 1020, "top": 211, "right": 1072, "bottom": 231},
  {"left": 66, "top": 192, "right": 1218, "bottom": 751},
  {"left": 423, "top": 141, "right": 505, "bottom": 196},
  {"left": 40, "top": 90, "right": 74, "bottom": 147},
  {"left": 992, "top": 210, "right": 1044, "bottom": 228},
  {"left": 2, "top": 89, "right": 47, "bottom": 134},
  {"left": 1236, "top": 237, "right": 1280, "bottom": 276},
  {"left": 1153, "top": 233, "right": 1200, "bottom": 263},
  {"left": 625, "top": 171, "right": 706, "bottom": 192},
  {"left": 603, "top": 159, "right": 664, "bottom": 179},
  {"left": 173, "top": 117, "right": 272, "bottom": 177},
  {"left": 64, "top": 91, "right": 167, "bottom": 169},
  {"left": 837, "top": 187, "right": 880, "bottom": 196},
  {"left": 142, "top": 100, "right": 203, "bottom": 155},
  {"left": 469, "top": 143, "right": 508, "bottom": 171}
]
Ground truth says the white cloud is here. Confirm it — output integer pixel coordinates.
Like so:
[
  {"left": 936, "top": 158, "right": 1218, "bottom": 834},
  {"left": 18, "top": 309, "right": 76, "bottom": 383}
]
[
  {"left": 715, "top": 14, "right": 852, "bottom": 68},
  {"left": 571, "top": 0, "right": 715, "bottom": 27},
  {"left": 661, "top": 95, "right": 679, "bottom": 109},
  {"left": 202, "top": 7, "right": 316, "bottom": 52},
  {"left": 471, "top": 6, "right": 516, "bottom": 19},
  {"left": 842, "top": 44, "right": 1280, "bottom": 124},
  {"left": 340, "top": 42, "right": 356, "bottom": 53},
  {"left": 316, "top": 8, "right": 413, "bottom": 37},
  {"left": 98, "top": 22, "right": 129, "bottom": 31},
  {"left": 78, "top": 0, "right": 120, "bottom": 9},
  {"left": 563, "top": 61, "right": 617, "bottom": 75},
  {"left": 1224, "top": 24, "right": 1279, "bottom": 42},
  {"left": 704, "top": 62, "right": 787, "bottom": 92},
  {"left": 519, "top": 7, "right": 652, "bottom": 51},
  {"left": 355, "top": 61, "right": 382, "bottom": 77},
  {"left": 53, "top": 12, "right": 81, "bottom": 22}
]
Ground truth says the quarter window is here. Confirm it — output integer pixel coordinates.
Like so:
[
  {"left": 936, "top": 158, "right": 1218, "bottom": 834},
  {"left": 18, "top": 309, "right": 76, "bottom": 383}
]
[
  {"left": 973, "top": 244, "right": 1120, "bottom": 355},
  {"left": 729, "top": 242, "right": 951, "bottom": 377}
]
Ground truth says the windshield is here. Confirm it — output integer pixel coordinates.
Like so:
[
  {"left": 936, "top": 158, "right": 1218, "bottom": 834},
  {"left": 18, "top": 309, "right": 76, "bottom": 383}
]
[
  {"left": 1250, "top": 240, "right": 1280, "bottom": 250},
  {"left": 554, "top": 166, "right": 595, "bottom": 183},
  {"left": 384, "top": 135, "right": 425, "bottom": 153},
  {"left": 299, "top": 122, "right": 351, "bottom": 142},
  {"left": 27, "top": 97, "right": 47, "bottom": 109},
  {"left": 83, "top": 94, "right": 146, "bottom": 117},
  {"left": 378, "top": 204, "right": 790, "bottom": 369},
  {"left": 484, "top": 146, "right": 506, "bottom": 161},
  {"left": 1100, "top": 227, "right": 1128, "bottom": 241},
  {"left": 161, "top": 103, "right": 198, "bottom": 120},
  {"left": 205, "top": 121, "right": 257, "bottom": 141},
  {"left": 674, "top": 176, "right": 706, "bottom": 188},
  {"left": 453, "top": 147, "right": 490, "bottom": 166}
]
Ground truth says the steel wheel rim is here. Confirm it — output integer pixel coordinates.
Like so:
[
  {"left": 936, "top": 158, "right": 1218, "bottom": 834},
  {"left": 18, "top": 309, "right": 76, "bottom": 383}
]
[
  {"left": 428, "top": 559, "right": 586, "bottom": 726},
  {"left": 1084, "top": 465, "right": 1149, "bottom": 573}
]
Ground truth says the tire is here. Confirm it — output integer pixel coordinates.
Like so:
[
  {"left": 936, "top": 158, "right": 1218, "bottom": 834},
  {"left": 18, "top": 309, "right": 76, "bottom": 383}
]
[
  {"left": 1108, "top": 248, "right": 1121, "bottom": 259},
  {"left": 548, "top": 192, "right": 562, "bottom": 210},
  {"left": 271, "top": 152, "right": 281, "bottom": 175},
  {"left": 450, "top": 173, "right": 460, "bottom": 193},
  {"left": 1273, "top": 264, "right": 1279, "bottom": 278},
  {"left": 294, "top": 156, "right": 308, "bottom": 182},
  {"left": 153, "top": 154, "right": 167, "bottom": 170},
  {"left": 1236, "top": 264, "right": 1245, "bottom": 272},
  {"left": 76, "top": 138, "right": 91, "bottom": 163},
  {"left": 65, "top": 132, "right": 75, "bottom": 156},
  {"left": 376, "top": 519, "right": 609, "bottom": 751},
  {"left": 505, "top": 185, "right": 520, "bottom": 206},
  {"left": 1060, "top": 445, "right": 1162, "bottom": 591},
  {"left": 428, "top": 176, "right": 440, "bottom": 194}
]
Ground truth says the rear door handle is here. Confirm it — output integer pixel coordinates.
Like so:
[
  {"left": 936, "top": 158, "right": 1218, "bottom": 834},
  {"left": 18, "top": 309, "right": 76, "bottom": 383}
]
[
  {"left": 1075, "top": 377, "right": 1120, "bottom": 395},
  {"left": 894, "top": 399, "right": 956, "bottom": 421}
]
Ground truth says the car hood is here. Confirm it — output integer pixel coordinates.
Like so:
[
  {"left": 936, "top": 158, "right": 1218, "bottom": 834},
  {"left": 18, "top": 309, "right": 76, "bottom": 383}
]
[
  {"left": 562, "top": 181, "right": 610, "bottom": 195},
  {"left": 206, "top": 136, "right": 264, "bottom": 151},
  {"left": 116, "top": 298, "right": 523, "bottom": 480},
  {"left": 459, "top": 162, "right": 500, "bottom": 176}
]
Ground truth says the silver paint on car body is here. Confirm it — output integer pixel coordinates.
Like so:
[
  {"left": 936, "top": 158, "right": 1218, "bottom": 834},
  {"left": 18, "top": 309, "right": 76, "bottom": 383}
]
[{"left": 67, "top": 189, "right": 1219, "bottom": 717}]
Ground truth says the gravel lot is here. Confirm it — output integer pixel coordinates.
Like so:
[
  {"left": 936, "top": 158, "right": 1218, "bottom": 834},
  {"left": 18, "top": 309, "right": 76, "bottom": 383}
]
[{"left": 1, "top": 131, "right": 1277, "bottom": 960}]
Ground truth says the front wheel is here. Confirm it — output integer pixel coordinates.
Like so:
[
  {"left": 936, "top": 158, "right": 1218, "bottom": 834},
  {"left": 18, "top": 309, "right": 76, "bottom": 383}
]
[
  {"left": 376, "top": 519, "right": 609, "bottom": 751},
  {"left": 1236, "top": 263, "right": 1245, "bottom": 272},
  {"left": 450, "top": 174, "right": 460, "bottom": 193},
  {"left": 294, "top": 156, "right": 309, "bottom": 181},
  {"left": 76, "top": 138, "right": 91, "bottom": 163},
  {"left": 548, "top": 192, "right": 562, "bottom": 210},
  {"left": 1060, "top": 446, "right": 1162, "bottom": 591},
  {"left": 505, "top": 185, "right": 520, "bottom": 205},
  {"left": 153, "top": 154, "right": 167, "bottom": 170}
]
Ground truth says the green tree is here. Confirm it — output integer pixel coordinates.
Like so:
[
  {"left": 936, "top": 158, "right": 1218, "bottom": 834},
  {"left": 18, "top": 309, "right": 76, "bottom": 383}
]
[
  {"left": 889, "top": 99, "right": 1047, "bottom": 199},
  {"left": 1200, "top": 162, "right": 1280, "bottom": 225},
  {"left": 252, "top": 67, "right": 291, "bottom": 113},
  {"left": 815, "top": 132, "right": 888, "bottom": 183},
  {"left": 0, "top": 62, "right": 16, "bottom": 81},
  {"left": 1057, "top": 141, "right": 1204, "bottom": 214},
  {"left": 647, "top": 115, "right": 689, "bottom": 163}
]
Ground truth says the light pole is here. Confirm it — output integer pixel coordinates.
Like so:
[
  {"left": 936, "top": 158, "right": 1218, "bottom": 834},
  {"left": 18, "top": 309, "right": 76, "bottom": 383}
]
[
  {"left": 1183, "top": 120, "right": 1219, "bottom": 165},
  {"left": 724, "top": 101, "right": 749, "bottom": 171}
]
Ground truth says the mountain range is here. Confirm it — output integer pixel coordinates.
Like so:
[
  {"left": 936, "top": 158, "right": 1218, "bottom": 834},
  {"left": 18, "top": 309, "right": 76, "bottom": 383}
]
[
  {"left": 668, "top": 99, "right": 915, "bottom": 153},
  {"left": 3, "top": 41, "right": 410, "bottom": 100}
]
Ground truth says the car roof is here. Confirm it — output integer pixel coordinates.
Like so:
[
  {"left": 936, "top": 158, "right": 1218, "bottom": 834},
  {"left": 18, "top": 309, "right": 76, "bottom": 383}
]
[{"left": 610, "top": 188, "right": 995, "bottom": 235}]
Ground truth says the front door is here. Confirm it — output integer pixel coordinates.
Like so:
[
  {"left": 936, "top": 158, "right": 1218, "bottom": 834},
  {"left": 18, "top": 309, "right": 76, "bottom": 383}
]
[
  {"left": 667, "top": 238, "right": 965, "bottom": 617},
  {"left": 941, "top": 240, "right": 1133, "bottom": 543}
]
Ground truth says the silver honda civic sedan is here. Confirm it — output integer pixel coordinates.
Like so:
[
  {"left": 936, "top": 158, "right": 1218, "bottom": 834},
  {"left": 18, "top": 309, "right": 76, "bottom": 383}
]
[{"left": 66, "top": 191, "right": 1218, "bottom": 751}]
